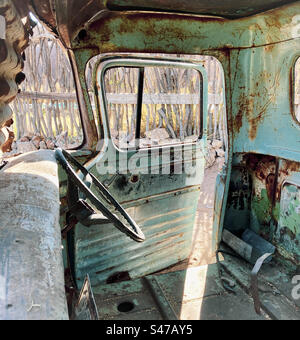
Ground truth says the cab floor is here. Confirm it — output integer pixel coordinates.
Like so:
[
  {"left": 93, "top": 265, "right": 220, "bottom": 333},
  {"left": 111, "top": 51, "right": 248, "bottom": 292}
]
[
  {"left": 91, "top": 161, "right": 300, "bottom": 320},
  {"left": 92, "top": 251, "right": 300, "bottom": 320}
]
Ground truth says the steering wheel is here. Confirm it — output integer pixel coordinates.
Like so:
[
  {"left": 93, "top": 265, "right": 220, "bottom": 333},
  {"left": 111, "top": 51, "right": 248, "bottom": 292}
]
[{"left": 55, "top": 148, "right": 145, "bottom": 243}]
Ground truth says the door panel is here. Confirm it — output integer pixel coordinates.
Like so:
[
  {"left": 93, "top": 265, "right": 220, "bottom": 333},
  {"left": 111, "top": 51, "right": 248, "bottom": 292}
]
[{"left": 72, "top": 57, "right": 208, "bottom": 287}]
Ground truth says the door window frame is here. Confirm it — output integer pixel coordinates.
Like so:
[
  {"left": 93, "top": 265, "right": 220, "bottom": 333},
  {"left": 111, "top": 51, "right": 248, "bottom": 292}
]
[
  {"left": 95, "top": 57, "right": 208, "bottom": 154},
  {"left": 293, "top": 56, "right": 300, "bottom": 125}
]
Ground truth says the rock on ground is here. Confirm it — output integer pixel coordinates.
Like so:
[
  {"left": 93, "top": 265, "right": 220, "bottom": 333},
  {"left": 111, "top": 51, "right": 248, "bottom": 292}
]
[
  {"left": 145, "top": 128, "right": 170, "bottom": 140},
  {"left": 2, "top": 131, "right": 82, "bottom": 159},
  {"left": 15, "top": 141, "right": 37, "bottom": 153}
]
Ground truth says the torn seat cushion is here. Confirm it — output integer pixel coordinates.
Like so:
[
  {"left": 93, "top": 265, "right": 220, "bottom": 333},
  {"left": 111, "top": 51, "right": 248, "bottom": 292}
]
[{"left": 0, "top": 150, "right": 68, "bottom": 320}]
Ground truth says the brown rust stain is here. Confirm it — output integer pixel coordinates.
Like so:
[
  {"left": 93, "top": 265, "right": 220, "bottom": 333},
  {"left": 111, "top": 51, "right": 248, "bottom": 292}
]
[
  {"left": 234, "top": 70, "right": 280, "bottom": 140},
  {"left": 246, "top": 155, "right": 300, "bottom": 204},
  {"left": 76, "top": 10, "right": 226, "bottom": 51},
  {"left": 234, "top": 95, "right": 254, "bottom": 135},
  {"left": 246, "top": 154, "right": 277, "bottom": 202},
  {"left": 1, "top": 128, "right": 14, "bottom": 153},
  {"left": 263, "top": 44, "right": 276, "bottom": 53},
  {"left": 264, "top": 11, "right": 285, "bottom": 31},
  {"left": 4, "top": 118, "right": 13, "bottom": 128},
  {"left": 266, "top": 173, "right": 276, "bottom": 202},
  {"left": 276, "top": 159, "right": 300, "bottom": 202}
]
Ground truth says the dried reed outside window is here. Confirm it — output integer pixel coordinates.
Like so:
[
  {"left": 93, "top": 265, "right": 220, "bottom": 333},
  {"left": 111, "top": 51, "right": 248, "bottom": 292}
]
[{"left": 13, "top": 23, "right": 83, "bottom": 149}]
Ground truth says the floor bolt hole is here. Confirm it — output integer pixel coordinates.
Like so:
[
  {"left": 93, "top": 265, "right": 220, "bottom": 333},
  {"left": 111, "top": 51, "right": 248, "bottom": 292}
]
[{"left": 117, "top": 301, "right": 135, "bottom": 313}]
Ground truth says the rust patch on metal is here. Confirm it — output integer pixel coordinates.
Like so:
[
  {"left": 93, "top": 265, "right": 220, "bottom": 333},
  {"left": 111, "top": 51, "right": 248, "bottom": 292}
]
[
  {"left": 247, "top": 155, "right": 300, "bottom": 204},
  {"left": 234, "top": 68, "right": 280, "bottom": 140},
  {"left": 266, "top": 173, "right": 276, "bottom": 202},
  {"left": 28, "top": 0, "right": 58, "bottom": 37},
  {"left": 76, "top": 10, "right": 226, "bottom": 53},
  {"left": 234, "top": 95, "right": 254, "bottom": 135},
  {"left": 246, "top": 154, "right": 277, "bottom": 201},
  {"left": 276, "top": 160, "right": 300, "bottom": 202},
  {"left": 4, "top": 118, "right": 13, "bottom": 127},
  {"left": 248, "top": 71, "right": 279, "bottom": 140},
  {"left": 1, "top": 128, "right": 14, "bottom": 153}
]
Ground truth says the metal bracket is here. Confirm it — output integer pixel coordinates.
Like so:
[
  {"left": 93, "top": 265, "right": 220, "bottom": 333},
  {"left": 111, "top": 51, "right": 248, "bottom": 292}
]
[
  {"left": 68, "top": 199, "right": 110, "bottom": 228},
  {"left": 70, "top": 199, "right": 95, "bottom": 221}
]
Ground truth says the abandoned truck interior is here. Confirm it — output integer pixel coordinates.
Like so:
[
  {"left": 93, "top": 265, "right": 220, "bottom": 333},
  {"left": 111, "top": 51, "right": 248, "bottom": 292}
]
[{"left": 0, "top": 0, "right": 300, "bottom": 321}]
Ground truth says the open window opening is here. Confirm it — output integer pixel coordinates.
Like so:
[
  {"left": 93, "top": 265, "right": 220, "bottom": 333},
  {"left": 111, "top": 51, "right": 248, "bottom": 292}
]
[
  {"left": 2, "top": 18, "right": 84, "bottom": 157},
  {"left": 103, "top": 65, "right": 203, "bottom": 150},
  {"left": 86, "top": 54, "right": 226, "bottom": 164}
]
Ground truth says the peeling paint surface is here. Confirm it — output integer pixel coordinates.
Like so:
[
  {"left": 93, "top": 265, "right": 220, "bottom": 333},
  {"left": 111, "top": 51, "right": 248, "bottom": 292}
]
[
  {"left": 74, "top": 190, "right": 201, "bottom": 288},
  {"left": 0, "top": 151, "right": 68, "bottom": 320},
  {"left": 275, "top": 175, "right": 300, "bottom": 265}
]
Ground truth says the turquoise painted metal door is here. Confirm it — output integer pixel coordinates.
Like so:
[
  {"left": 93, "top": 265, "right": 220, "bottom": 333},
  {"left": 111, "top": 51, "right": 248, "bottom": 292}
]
[{"left": 72, "top": 57, "right": 208, "bottom": 288}]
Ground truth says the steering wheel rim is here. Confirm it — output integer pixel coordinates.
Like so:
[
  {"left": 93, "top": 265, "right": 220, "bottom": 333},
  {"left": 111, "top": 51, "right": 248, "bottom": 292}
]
[{"left": 55, "top": 148, "right": 145, "bottom": 243}]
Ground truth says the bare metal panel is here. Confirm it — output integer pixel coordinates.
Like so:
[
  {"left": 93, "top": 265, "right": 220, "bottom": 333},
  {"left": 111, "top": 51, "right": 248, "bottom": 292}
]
[
  {"left": 25, "top": 1, "right": 298, "bottom": 47},
  {"left": 74, "top": 190, "right": 200, "bottom": 288}
]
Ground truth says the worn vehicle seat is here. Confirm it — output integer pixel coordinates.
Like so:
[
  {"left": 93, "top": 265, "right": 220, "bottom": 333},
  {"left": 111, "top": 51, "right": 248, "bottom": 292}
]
[{"left": 0, "top": 150, "right": 68, "bottom": 320}]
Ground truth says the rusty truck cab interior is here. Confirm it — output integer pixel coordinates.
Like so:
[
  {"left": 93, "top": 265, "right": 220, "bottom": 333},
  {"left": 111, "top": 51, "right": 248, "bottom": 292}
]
[{"left": 0, "top": 0, "right": 300, "bottom": 320}]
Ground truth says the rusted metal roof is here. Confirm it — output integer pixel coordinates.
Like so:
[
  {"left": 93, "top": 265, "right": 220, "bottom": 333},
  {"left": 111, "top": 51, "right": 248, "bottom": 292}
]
[{"left": 12, "top": 0, "right": 298, "bottom": 47}]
